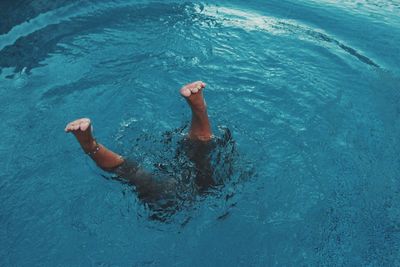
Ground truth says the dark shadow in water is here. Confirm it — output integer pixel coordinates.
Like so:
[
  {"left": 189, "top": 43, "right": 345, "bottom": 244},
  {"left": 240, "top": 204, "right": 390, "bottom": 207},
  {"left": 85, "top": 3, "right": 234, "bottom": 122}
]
[
  {"left": 108, "top": 123, "right": 251, "bottom": 223},
  {"left": 0, "top": 0, "right": 80, "bottom": 35},
  {"left": 0, "top": 2, "right": 195, "bottom": 75},
  {"left": 1, "top": 0, "right": 379, "bottom": 78},
  {"left": 275, "top": 21, "right": 379, "bottom": 68}
]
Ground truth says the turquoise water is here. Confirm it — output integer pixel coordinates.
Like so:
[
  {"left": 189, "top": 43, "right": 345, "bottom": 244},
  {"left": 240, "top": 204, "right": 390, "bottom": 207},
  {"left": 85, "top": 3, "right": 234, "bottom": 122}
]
[{"left": 1, "top": 0, "right": 400, "bottom": 265}]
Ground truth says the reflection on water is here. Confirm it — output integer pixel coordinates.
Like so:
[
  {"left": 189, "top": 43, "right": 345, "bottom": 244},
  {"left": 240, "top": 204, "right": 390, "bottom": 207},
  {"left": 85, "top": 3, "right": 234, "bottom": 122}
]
[{"left": 0, "top": 2, "right": 384, "bottom": 75}]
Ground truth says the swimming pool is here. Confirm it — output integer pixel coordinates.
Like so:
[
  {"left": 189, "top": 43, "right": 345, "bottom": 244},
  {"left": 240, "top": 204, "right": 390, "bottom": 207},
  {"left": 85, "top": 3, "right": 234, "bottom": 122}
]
[{"left": 1, "top": 0, "right": 399, "bottom": 265}]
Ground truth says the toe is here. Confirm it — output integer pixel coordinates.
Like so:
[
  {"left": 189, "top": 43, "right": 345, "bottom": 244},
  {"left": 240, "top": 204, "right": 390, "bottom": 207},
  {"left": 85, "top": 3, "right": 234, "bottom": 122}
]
[
  {"left": 181, "top": 88, "right": 191, "bottom": 97},
  {"left": 66, "top": 123, "right": 74, "bottom": 132},
  {"left": 195, "top": 81, "right": 204, "bottom": 87},
  {"left": 80, "top": 121, "right": 90, "bottom": 131},
  {"left": 191, "top": 87, "right": 199, "bottom": 93}
]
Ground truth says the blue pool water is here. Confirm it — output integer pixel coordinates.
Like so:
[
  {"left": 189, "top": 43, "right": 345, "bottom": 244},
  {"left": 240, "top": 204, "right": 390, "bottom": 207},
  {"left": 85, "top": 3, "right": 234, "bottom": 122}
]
[{"left": 1, "top": 0, "right": 400, "bottom": 265}]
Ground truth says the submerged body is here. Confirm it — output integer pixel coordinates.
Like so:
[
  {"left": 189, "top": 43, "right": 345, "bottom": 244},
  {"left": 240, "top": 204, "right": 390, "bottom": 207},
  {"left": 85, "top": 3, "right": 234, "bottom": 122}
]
[{"left": 65, "top": 81, "right": 215, "bottom": 211}]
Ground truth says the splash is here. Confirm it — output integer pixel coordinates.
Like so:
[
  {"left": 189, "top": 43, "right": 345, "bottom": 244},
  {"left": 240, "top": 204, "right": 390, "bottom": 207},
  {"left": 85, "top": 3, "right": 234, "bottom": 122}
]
[{"left": 114, "top": 120, "right": 254, "bottom": 224}]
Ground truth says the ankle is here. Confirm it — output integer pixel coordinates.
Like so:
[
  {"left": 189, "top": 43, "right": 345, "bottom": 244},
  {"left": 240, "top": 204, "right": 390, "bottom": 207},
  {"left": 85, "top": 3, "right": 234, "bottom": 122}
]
[
  {"left": 81, "top": 139, "right": 97, "bottom": 153},
  {"left": 191, "top": 105, "right": 207, "bottom": 115}
]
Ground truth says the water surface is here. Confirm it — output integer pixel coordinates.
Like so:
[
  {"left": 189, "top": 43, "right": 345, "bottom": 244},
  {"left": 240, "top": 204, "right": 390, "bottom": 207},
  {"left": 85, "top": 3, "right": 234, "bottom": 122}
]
[{"left": 1, "top": 0, "right": 399, "bottom": 266}]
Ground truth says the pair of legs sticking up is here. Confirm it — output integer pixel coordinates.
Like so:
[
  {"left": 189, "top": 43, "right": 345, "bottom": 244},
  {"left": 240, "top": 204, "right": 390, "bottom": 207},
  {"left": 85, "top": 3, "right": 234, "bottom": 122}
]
[{"left": 65, "top": 81, "right": 213, "bottom": 203}]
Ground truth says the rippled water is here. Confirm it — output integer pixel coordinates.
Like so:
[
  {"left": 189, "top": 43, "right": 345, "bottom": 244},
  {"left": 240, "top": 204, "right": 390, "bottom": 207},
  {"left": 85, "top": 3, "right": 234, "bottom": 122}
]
[{"left": 1, "top": 0, "right": 399, "bottom": 266}]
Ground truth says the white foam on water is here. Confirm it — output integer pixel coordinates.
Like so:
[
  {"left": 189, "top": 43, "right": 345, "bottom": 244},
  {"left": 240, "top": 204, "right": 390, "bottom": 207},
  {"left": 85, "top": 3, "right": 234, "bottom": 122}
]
[{"left": 201, "top": 4, "right": 324, "bottom": 37}]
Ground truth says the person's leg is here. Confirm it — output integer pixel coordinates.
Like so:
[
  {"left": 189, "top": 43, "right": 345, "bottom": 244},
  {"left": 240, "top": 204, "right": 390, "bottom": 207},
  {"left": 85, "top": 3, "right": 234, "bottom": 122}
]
[
  {"left": 65, "top": 118, "right": 176, "bottom": 204},
  {"left": 180, "top": 81, "right": 215, "bottom": 190},
  {"left": 180, "top": 81, "right": 212, "bottom": 141},
  {"left": 65, "top": 118, "right": 124, "bottom": 171}
]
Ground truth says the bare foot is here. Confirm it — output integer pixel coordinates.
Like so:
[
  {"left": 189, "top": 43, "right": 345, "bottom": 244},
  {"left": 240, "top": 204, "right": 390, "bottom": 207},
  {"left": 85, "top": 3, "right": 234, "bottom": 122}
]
[
  {"left": 65, "top": 118, "right": 96, "bottom": 152},
  {"left": 180, "top": 81, "right": 212, "bottom": 141},
  {"left": 180, "top": 81, "right": 207, "bottom": 113}
]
